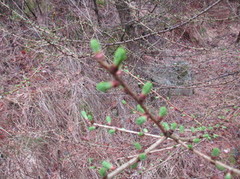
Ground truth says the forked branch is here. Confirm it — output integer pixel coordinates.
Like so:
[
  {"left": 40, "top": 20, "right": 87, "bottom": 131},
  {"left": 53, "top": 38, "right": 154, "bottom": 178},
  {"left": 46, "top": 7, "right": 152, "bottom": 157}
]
[{"left": 90, "top": 40, "right": 240, "bottom": 178}]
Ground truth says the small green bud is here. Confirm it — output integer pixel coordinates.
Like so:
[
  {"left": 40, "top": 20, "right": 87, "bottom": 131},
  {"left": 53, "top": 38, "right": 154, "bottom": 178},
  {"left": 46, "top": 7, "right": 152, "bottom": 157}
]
[
  {"left": 191, "top": 127, "right": 196, "bottom": 132},
  {"left": 203, "top": 133, "right": 211, "bottom": 140},
  {"left": 208, "top": 126, "right": 213, "bottom": 130},
  {"left": 143, "top": 128, "right": 148, "bottom": 133},
  {"left": 159, "top": 107, "right": 167, "bottom": 117},
  {"left": 139, "top": 153, "right": 147, "bottom": 161},
  {"left": 200, "top": 126, "right": 207, "bottom": 131},
  {"left": 179, "top": 125, "right": 185, "bottom": 133},
  {"left": 211, "top": 148, "right": 221, "bottom": 157},
  {"left": 88, "top": 158, "right": 94, "bottom": 163},
  {"left": 88, "top": 126, "right": 96, "bottom": 131},
  {"left": 138, "top": 132, "right": 144, "bottom": 136},
  {"left": 142, "top": 81, "right": 153, "bottom": 95},
  {"left": 96, "top": 81, "right": 113, "bottom": 92},
  {"left": 135, "top": 116, "right": 147, "bottom": 125},
  {"left": 88, "top": 114, "right": 93, "bottom": 121},
  {"left": 90, "top": 39, "right": 101, "bottom": 53},
  {"left": 102, "top": 161, "right": 112, "bottom": 170},
  {"left": 170, "top": 122, "right": 177, "bottom": 130},
  {"left": 136, "top": 104, "right": 145, "bottom": 113},
  {"left": 162, "top": 122, "right": 170, "bottom": 130},
  {"left": 193, "top": 138, "right": 201, "bottom": 143},
  {"left": 225, "top": 173, "right": 232, "bottom": 179},
  {"left": 89, "top": 166, "right": 96, "bottom": 169},
  {"left": 133, "top": 142, "right": 142, "bottom": 150},
  {"left": 188, "top": 144, "right": 193, "bottom": 150},
  {"left": 99, "top": 167, "right": 107, "bottom": 177},
  {"left": 130, "top": 163, "right": 138, "bottom": 169},
  {"left": 215, "top": 164, "right": 225, "bottom": 171},
  {"left": 108, "top": 129, "right": 115, "bottom": 134},
  {"left": 121, "top": 100, "right": 127, "bottom": 104},
  {"left": 113, "top": 47, "right": 127, "bottom": 66},
  {"left": 106, "top": 116, "right": 112, "bottom": 124},
  {"left": 81, "top": 111, "right": 88, "bottom": 119}
]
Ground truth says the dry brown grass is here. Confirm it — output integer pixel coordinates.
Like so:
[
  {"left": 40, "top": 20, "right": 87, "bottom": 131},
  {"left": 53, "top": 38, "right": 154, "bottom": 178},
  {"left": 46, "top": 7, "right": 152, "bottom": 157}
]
[{"left": 0, "top": 0, "right": 240, "bottom": 178}]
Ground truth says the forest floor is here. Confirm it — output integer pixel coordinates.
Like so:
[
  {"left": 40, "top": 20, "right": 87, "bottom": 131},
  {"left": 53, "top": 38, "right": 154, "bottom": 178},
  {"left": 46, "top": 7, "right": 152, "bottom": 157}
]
[{"left": 0, "top": 1, "right": 240, "bottom": 178}]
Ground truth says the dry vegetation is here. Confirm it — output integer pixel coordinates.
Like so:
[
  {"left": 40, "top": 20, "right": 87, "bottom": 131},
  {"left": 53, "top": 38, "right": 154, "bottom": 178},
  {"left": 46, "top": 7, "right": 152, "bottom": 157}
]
[{"left": 0, "top": 0, "right": 240, "bottom": 178}]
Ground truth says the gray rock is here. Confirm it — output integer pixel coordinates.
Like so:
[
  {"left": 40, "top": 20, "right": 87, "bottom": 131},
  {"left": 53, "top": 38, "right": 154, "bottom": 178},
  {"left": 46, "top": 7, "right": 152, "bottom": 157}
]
[{"left": 145, "top": 61, "right": 194, "bottom": 96}]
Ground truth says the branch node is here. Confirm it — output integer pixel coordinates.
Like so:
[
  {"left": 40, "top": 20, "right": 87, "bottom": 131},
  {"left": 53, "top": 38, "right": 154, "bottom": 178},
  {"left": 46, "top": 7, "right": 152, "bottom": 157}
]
[{"left": 109, "top": 65, "right": 119, "bottom": 74}]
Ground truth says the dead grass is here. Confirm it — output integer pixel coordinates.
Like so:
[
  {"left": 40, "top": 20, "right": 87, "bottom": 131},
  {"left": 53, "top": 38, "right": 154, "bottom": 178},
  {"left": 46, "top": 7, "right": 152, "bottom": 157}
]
[{"left": 0, "top": 0, "right": 240, "bottom": 178}]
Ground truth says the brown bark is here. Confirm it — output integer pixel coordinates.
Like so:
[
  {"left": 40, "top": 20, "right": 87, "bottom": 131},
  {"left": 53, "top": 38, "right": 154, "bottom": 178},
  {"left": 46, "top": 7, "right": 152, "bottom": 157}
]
[
  {"left": 115, "top": 0, "right": 135, "bottom": 38},
  {"left": 236, "top": 31, "right": 240, "bottom": 43},
  {"left": 92, "top": 0, "right": 101, "bottom": 26}
]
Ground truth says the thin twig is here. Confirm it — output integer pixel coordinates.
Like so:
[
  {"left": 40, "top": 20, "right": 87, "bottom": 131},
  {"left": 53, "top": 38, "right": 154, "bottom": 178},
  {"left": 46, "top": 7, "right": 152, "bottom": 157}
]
[
  {"left": 93, "top": 47, "right": 240, "bottom": 178},
  {"left": 117, "top": 143, "right": 182, "bottom": 160},
  {"left": 105, "top": 0, "right": 223, "bottom": 46},
  {"left": 93, "top": 122, "right": 202, "bottom": 141},
  {"left": 107, "top": 137, "right": 166, "bottom": 178},
  {"left": 93, "top": 123, "right": 161, "bottom": 138}
]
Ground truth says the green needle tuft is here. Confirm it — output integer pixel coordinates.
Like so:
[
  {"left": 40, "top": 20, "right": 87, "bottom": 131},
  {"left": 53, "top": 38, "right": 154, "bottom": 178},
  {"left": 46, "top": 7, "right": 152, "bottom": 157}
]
[
  {"left": 193, "top": 138, "right": 201, "bottom": 143},
  {"left": 106, "top": 116, "right": 112, "bottom": 124},
  {"left": 142, "top": 82, "right": 153, "bottom": 95},
  {"left": 99, "top": 167, "right": 107, "bottom": 177},
  {"left": 135, "top": 116, "right": 147, "bottom": 125},
  {"left": 211, "top": 148, "right": 221, "bottom": 157},
  {"left": 90, "top": 39, "right": 101, "bottom": 53},
  {"left": 102, "top": 161, "right": 112, "bottom": 170},
  {"left": 88, "top": 126, "right": 96, "bottom": 131},
  {"left": 133, "top": 142, "right": 142, "bottom": 150},
  {"left": 136, "top": 104, "right": 145, "bottom": 113},
  {"left": 170, "top": 122, "right": 177, "bottom": 130},
  {"left": 159, "top": 106, "right": 167, "bottom": 117},
  {"left": 96, "top": 81, "right": 113, "bottom": 92},
  {"left": 139, "top": 153, "right": 147, "bottom": 161},
  {"left": 113, "top": 47, "right": 127, "bottom": 66},
  {"left": 81, "top": 111, "right": 88, "bottom": 119}
]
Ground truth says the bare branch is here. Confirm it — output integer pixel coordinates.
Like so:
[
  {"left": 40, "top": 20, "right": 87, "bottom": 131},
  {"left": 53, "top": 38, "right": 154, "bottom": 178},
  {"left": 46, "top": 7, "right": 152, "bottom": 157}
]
[
  {"left": 105, "top": 0, "right": 223, "bottom": 46},
  {"left": 107, "top": 137, "right": 167, "bottom": 178}
]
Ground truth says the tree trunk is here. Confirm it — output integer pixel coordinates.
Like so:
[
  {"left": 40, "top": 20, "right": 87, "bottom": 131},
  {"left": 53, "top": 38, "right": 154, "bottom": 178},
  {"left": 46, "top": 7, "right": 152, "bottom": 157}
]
[
  {"left": 115, "top": 0, "right": 135, "bottom": 38},
  {"left": 92, "top": 0, "right": 101, "bottom": 26}
]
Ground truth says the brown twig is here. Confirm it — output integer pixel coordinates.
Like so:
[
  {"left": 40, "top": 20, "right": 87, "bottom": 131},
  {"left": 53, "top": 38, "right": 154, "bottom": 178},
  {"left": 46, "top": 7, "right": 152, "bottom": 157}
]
[
  {"left": 107, "top": 137, "right": 167, "bottom": 178},
  {"left": 92, "top": 49, "right": 240, "bottom": 178},
  {"left": 105, "top": 0, "right": 223, "bottom": 46}
]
